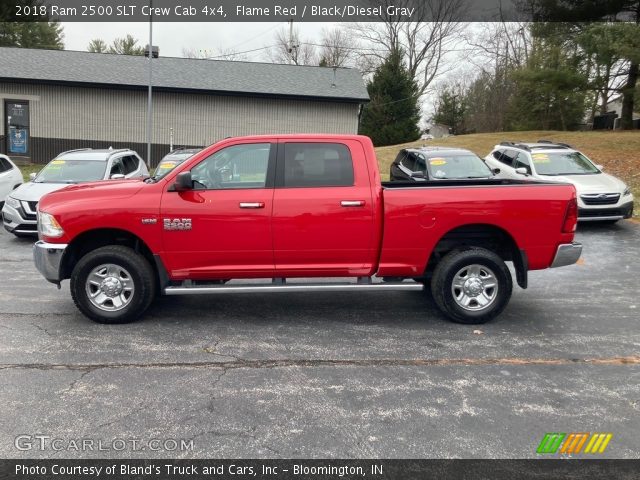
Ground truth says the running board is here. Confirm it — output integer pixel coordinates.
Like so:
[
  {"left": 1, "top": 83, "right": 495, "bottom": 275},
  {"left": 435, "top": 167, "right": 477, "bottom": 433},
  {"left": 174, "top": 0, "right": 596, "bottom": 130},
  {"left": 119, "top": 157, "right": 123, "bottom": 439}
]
[{"left": 164, "top": 282, "right": 424, "bottom": 296}]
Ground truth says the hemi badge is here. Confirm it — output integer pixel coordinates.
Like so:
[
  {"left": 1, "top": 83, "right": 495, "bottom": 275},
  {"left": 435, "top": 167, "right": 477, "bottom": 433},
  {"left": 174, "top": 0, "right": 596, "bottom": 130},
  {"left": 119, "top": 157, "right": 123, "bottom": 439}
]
[{"left": 141, "top": 218, "right": 157, "bottom": 224}]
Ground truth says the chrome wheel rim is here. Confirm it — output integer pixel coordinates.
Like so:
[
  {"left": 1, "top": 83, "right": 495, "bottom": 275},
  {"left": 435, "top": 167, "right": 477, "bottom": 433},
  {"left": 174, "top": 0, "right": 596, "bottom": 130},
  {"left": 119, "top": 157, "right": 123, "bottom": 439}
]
[
  {"left": 451, "top": 264, "right": 498, "bottom": 312},
  {"left": 85, "top": 263, "right": 135, "bottom": 312}
]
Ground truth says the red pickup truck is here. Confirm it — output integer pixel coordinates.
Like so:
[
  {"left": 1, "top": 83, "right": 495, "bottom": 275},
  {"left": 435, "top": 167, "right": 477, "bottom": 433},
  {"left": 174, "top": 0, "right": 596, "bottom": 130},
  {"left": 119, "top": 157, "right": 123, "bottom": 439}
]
[{"left": 33, "top": 135, "right": 581, "bottom": 325}]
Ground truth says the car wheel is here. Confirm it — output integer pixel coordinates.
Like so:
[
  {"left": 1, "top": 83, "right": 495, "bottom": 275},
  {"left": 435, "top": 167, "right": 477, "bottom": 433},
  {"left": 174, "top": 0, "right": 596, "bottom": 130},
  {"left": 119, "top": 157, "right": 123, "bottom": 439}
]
[
  {"left": 431, "top": 248, "right": 512, "bottom": 324},
  {"left": 70, "top": 245, "right": 156, "bottom": 324}
]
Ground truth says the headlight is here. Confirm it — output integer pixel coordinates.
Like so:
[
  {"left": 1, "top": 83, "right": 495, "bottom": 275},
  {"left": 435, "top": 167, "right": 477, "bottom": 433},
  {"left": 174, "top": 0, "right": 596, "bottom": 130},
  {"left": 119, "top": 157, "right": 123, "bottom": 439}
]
[
  {"left": 38, "top": 211, "right": 64, "bottom": 238},
  {"left": 623, "top": 186, "right": 631, "bottom": 196},
  {"left": 5, "top": 196, "right": 20, "bottom": 209}
]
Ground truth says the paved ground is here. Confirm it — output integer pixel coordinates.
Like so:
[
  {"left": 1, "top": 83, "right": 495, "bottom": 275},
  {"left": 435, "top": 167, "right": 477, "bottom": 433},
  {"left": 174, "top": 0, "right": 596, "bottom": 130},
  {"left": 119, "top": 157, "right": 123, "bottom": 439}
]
[{"left": 0, "top": 222, "right": 639, "bottom": 459}]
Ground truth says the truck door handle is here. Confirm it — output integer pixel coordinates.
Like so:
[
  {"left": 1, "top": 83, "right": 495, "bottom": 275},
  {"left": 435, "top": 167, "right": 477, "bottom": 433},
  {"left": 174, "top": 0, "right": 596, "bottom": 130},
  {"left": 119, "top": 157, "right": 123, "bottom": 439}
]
[
  {"left": 341, "top": 200, "right": 365, "bottom": 207},
  {"left": 239, "top": 202, "right": 265, "bottom": 209}
]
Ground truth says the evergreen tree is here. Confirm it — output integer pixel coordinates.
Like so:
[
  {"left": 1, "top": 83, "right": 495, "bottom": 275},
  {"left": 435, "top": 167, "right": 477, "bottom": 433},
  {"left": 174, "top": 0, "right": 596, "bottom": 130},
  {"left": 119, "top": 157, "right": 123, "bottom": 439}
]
[
  {"left": 359, "top": 49, "right": 421, "bottom": 147},
  {"left": 0, "top": 0, "right": 63, "bottom": 49},
  {"left": 433, "top": 86, "right": 466, "bottom": 134},
  {"left": 506, "top": 24, "right": 588, "bottom": 131}
]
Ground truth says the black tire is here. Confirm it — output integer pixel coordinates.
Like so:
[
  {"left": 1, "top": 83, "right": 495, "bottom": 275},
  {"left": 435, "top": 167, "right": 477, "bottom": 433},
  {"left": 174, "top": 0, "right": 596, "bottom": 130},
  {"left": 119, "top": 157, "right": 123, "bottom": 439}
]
[
  {"left": 430, "top": 248, "right": 512, "bottom": 324},
  {"left": 70, "top": 245, "right": 156, "bottom": 324}
]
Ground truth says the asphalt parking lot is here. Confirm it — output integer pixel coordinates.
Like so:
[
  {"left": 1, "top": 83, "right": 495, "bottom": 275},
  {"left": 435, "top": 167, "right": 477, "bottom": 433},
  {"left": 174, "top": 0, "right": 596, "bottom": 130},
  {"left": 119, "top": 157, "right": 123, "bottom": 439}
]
[{"left": 0, "top": 221, "right": 639, "bottom": 459}]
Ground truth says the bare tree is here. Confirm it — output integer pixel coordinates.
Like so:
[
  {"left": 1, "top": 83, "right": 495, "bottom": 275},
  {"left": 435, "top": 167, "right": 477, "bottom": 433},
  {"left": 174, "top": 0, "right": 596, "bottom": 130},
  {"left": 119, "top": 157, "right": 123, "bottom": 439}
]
[
  {"left": 352, "top": 0, "right": 466, "bottom": 93},
  {"left": 269, "top": 27, "right": 316, "bottom": 65},
  {"left": 317, "top": 27, "right": 355, "bottom": 67},
  {"left": 182, "top": 47, "right": 247, "bottom": 61}
]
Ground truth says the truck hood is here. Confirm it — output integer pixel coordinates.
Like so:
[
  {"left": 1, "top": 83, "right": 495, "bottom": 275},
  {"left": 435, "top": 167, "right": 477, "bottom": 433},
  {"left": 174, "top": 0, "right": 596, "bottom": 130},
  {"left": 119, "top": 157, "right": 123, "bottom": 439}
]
[
  {"left": 9, "top": 181, "right": 69, "bottom": 202},
  {"left": 538, "top": 172, "right": 626, "bottom": 194},
  {"left": 38, "top": 179, "right": 146, "bottom": 211}
]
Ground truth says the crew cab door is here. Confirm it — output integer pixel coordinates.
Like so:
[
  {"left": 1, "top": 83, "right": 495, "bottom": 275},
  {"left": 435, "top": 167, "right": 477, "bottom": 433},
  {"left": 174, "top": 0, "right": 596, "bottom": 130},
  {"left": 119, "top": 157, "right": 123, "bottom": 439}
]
[
  {"left": 160, "top": 142, "right": 276, "bottom": 280},
  {"left": 272, "top": 140, "right": 376, "bottom": 277}
]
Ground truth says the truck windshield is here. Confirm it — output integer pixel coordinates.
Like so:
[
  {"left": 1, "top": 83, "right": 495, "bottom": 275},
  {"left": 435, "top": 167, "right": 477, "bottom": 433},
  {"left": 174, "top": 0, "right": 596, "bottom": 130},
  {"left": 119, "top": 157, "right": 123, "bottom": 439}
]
[
  {"left": 424, "top": 154, "right": 493, "bottom": 179},
  {"left": 35, "top": 159, "right": 107, "bottom": 183},
  {"left": 532, "top": 152, "right": 600, "bottom": 176}
]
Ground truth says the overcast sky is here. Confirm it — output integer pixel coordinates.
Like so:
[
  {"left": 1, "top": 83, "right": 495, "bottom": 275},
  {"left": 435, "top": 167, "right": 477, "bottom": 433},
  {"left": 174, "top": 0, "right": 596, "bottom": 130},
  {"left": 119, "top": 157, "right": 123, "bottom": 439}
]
[{"left": 62, "top": 22, "right": 331, "bottom": 61}]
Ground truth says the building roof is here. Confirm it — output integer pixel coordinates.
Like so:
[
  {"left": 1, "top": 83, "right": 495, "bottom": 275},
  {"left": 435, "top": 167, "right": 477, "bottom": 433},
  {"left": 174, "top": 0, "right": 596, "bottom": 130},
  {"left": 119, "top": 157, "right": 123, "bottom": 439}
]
[{"left": 0, "top": 47, "right": 369, "bottom": 103}]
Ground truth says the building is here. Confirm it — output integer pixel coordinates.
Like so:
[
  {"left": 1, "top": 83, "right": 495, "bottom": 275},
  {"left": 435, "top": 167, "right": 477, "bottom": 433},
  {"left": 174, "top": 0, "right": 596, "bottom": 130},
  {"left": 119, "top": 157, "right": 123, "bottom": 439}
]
[
  {"left": 0, "top": 47, "right": 368, "bottom": 166},
  {"left": 592, "top": 95, "right": 640, "bottom": 130}
]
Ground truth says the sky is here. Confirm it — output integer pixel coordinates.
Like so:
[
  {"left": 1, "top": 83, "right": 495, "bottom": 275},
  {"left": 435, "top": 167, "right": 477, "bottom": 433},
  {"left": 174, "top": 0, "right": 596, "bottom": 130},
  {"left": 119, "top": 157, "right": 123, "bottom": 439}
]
[{"left": 62, "top": 22, "right": 332, "bottom": 61}]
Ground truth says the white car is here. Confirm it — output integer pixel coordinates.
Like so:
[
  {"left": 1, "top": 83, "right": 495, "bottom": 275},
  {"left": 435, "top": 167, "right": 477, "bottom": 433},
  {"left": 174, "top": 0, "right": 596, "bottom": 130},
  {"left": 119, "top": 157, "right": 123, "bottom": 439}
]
[
  {"left": 0, "top": 154, "right": 24, "bottom": 209},
  {"left": 485, "top": 141, "right": 634, "bottom": 222},
  {"left": 3, "top": 148, "right": 149, "bottom": 237}
]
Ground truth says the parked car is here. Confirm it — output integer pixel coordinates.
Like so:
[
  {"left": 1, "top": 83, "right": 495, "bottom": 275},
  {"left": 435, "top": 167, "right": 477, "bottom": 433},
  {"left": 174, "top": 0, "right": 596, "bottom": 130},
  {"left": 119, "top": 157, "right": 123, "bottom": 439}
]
[
  {"left": 0, "top": 154, "right": 23, "bottom": 209},
  {"left": 153, "top": 148, "right": 202, "bottom": 179},
  {"left": 485, "top": 141, "right": 634, "bottom": 222},
  {"left": 3, "top": 148, "right": 148, "bottom": 237},
  {"left": 34, "top": 134, "right": 581, "bottom": 325},
  {"left": 390, "top": 147, "right": 497, "bottom": 182}
]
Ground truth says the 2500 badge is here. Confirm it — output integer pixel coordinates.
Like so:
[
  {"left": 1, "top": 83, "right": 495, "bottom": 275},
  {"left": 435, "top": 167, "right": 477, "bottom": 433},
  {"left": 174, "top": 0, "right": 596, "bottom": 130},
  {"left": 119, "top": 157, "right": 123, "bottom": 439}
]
[{"left": 163, "top": 218, "right": 192, "bottom": 231}]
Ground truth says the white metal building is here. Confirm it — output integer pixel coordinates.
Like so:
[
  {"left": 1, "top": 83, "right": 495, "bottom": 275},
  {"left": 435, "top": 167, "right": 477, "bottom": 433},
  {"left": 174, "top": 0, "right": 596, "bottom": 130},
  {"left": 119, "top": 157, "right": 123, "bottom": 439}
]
[{"left": 0, "top": 47, "right": 368, "bottom": 165}]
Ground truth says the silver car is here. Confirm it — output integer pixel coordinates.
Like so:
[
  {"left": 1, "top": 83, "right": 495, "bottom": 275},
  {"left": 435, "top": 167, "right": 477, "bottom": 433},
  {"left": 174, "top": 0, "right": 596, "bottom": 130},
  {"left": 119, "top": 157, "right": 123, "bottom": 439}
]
[
  {"left": 3, "top": 148, "right": 149, "bottom": 237},
  {"left": 485, "top": 141, "right": 634, "bottom": 222}
]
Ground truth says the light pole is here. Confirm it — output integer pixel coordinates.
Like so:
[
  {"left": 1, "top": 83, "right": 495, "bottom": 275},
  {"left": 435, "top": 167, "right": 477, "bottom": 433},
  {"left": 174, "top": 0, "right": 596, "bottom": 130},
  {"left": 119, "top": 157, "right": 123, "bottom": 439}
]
[{"left": 146, "top": 0, "right": 153, "bottom": 165}]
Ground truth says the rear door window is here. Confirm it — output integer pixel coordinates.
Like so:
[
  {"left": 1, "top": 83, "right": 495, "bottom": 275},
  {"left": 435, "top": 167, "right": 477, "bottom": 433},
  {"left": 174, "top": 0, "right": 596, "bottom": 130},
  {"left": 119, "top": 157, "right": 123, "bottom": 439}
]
[
  {"left": 0, "top": 157, "right": 12, "bottom": 173},
  {"left": 281, "top": 143, "right": 354, "bottom": 187},
  {"left": 121, "top": 155, "right": 139, "bottom": 175}
]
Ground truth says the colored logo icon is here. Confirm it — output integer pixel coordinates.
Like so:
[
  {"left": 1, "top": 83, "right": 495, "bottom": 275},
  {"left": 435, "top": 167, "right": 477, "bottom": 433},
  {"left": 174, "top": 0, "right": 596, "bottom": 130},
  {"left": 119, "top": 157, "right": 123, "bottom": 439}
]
[{"left": 537, "top": 433, "right": 612, "bottom": 454}]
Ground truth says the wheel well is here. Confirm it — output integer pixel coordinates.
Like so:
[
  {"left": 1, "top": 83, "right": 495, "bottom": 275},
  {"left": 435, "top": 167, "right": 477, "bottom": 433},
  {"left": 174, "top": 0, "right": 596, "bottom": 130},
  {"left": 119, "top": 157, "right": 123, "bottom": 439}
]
[
  {"left": 60, "top": 229, "right": 158, "bottom": 282},
  {"left": 422, "top": 224, "right": 527, "bottom": 288}
]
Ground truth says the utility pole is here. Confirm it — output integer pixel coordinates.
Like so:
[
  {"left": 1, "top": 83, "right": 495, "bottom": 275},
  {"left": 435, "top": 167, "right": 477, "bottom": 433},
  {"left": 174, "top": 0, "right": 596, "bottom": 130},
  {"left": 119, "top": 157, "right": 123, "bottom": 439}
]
[{"left": 288, "top": 19, "right": 296, "bottom": 65}]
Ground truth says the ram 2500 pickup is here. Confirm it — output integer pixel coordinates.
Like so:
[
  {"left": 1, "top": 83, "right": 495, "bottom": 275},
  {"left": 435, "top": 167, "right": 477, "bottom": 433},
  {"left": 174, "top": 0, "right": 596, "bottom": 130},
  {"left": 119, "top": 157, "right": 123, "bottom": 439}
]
[{"left": 33, "top": 135, "right": 582, "bottom": 325}]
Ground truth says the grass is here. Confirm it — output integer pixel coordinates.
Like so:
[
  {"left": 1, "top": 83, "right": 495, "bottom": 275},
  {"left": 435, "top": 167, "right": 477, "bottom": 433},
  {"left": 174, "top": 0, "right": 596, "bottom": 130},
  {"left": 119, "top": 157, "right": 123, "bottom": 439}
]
[{"left": 374, "top": 130, "right": 640, "bottom": 217}]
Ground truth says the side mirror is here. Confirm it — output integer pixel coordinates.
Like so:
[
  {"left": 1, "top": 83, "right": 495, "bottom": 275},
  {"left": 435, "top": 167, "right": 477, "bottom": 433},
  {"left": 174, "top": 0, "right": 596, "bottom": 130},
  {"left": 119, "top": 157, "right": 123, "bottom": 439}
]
[
  {"left": 173, "top": 171, "right": 193, "bottom": 191},
  {"left": 410, "top": 171, "right": 425, "bottom": 179},
  {"left": 29, "top": 172, "right": 37, "bottom": 181},
  {"left": 596, "top": 164, "right": 604, "bottom": 171},
  {"left": 515, "top": 167, "right": 529, "bottom": 176},
  {"left": 492, "top": 168, "right": 501, "bottom": 175},
  {"left": 110, "top": 174, "right": 125, "bottom": 180}
]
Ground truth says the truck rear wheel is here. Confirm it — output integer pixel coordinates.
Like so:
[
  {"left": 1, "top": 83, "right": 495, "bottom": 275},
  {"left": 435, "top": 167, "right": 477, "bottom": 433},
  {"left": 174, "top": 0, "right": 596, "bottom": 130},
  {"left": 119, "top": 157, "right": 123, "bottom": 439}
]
[
  {"left": 70, "top": 246, "right": 156, "bottom": 324},
  {"left": 431, "top": 248, "right": 512, "bottom": 324}
]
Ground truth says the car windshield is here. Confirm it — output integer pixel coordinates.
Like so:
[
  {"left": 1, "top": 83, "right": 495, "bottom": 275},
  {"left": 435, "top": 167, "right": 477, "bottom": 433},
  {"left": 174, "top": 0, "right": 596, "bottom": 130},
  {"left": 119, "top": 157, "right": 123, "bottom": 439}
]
[
  {"left": 34, "top": 159, "right": 107, "bottom": 183},
  {"left": 152, "top": 153, "right": 196, "bottom": 180},
  {"left": 422, "top": 154, "right": 493, "bottom": 179},
  {"left": 532, "top": 151, "right": 600, "bottom": 175}
]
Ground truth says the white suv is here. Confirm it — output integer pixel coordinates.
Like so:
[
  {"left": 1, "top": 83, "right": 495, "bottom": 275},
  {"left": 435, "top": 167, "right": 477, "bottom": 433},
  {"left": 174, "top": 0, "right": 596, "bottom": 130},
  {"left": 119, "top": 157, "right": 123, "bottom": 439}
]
[
  {"left": 0, "top": 154, "right": 23, "bottom": 209},
  {"left": 3, "top": 148, "right": 148, "bottom": 237},
  {"left": 485, "top": 141, "right": 634, "bottom": 222}
]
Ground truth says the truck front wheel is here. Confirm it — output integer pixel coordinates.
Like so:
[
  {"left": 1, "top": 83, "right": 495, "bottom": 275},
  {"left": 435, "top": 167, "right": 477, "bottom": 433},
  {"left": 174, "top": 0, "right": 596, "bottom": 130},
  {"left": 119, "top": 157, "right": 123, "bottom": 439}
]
[
  {"left": 431, "top": 248, "right": 512, "bottom": 324},
  {"left": 70, "top": 246, "right": 156, "bottom": 324}
]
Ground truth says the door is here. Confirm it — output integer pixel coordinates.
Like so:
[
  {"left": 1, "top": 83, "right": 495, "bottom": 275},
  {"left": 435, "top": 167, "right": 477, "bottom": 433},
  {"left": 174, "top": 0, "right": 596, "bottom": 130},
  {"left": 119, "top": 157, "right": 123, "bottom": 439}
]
[
  {"left": 272, "top": 140, "right": 376, "bottom": 277},
  {"left": 5, "top": 101, "right": 29, "bottom": 157},
  {"left": 160, "top": 142, "right": 276, "bottom": 280}
]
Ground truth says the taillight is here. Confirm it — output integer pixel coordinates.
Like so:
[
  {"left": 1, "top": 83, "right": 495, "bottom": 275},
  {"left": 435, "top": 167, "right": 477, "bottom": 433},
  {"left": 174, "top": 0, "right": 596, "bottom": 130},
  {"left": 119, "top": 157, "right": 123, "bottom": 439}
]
[{"left": 562, "top": 198, "right": 578, "bottom": 233}]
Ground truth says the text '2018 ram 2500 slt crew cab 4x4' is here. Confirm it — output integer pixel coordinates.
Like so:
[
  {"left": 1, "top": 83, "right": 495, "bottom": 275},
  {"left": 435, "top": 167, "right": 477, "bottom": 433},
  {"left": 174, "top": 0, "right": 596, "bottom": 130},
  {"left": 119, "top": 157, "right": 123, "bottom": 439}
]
[{"left": 33, "top": 135, "right": 582, "bottom": 325}]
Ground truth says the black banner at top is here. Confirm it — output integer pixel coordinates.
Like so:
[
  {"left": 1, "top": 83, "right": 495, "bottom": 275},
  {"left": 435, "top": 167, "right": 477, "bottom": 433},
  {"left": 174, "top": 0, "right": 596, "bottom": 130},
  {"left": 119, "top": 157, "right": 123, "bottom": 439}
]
[{"left": 1, "top": 0, "right": 639, "bottom": 22}]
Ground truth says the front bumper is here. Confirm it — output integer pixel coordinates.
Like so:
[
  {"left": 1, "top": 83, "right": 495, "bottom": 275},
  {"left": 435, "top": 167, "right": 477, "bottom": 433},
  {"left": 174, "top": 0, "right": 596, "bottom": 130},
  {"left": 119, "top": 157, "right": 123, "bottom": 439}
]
[
  {"left": 2, "top": 203, "right": 37, "bottom": 235},
  {"left": 578, "top": 200, "right": 634, "bottom": 222},
  {"left": 550, "top": 242, "right": 583, "bottom": 268},
  {"left": 33, "top": 241, "right": 67, "bottom": 285}
]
